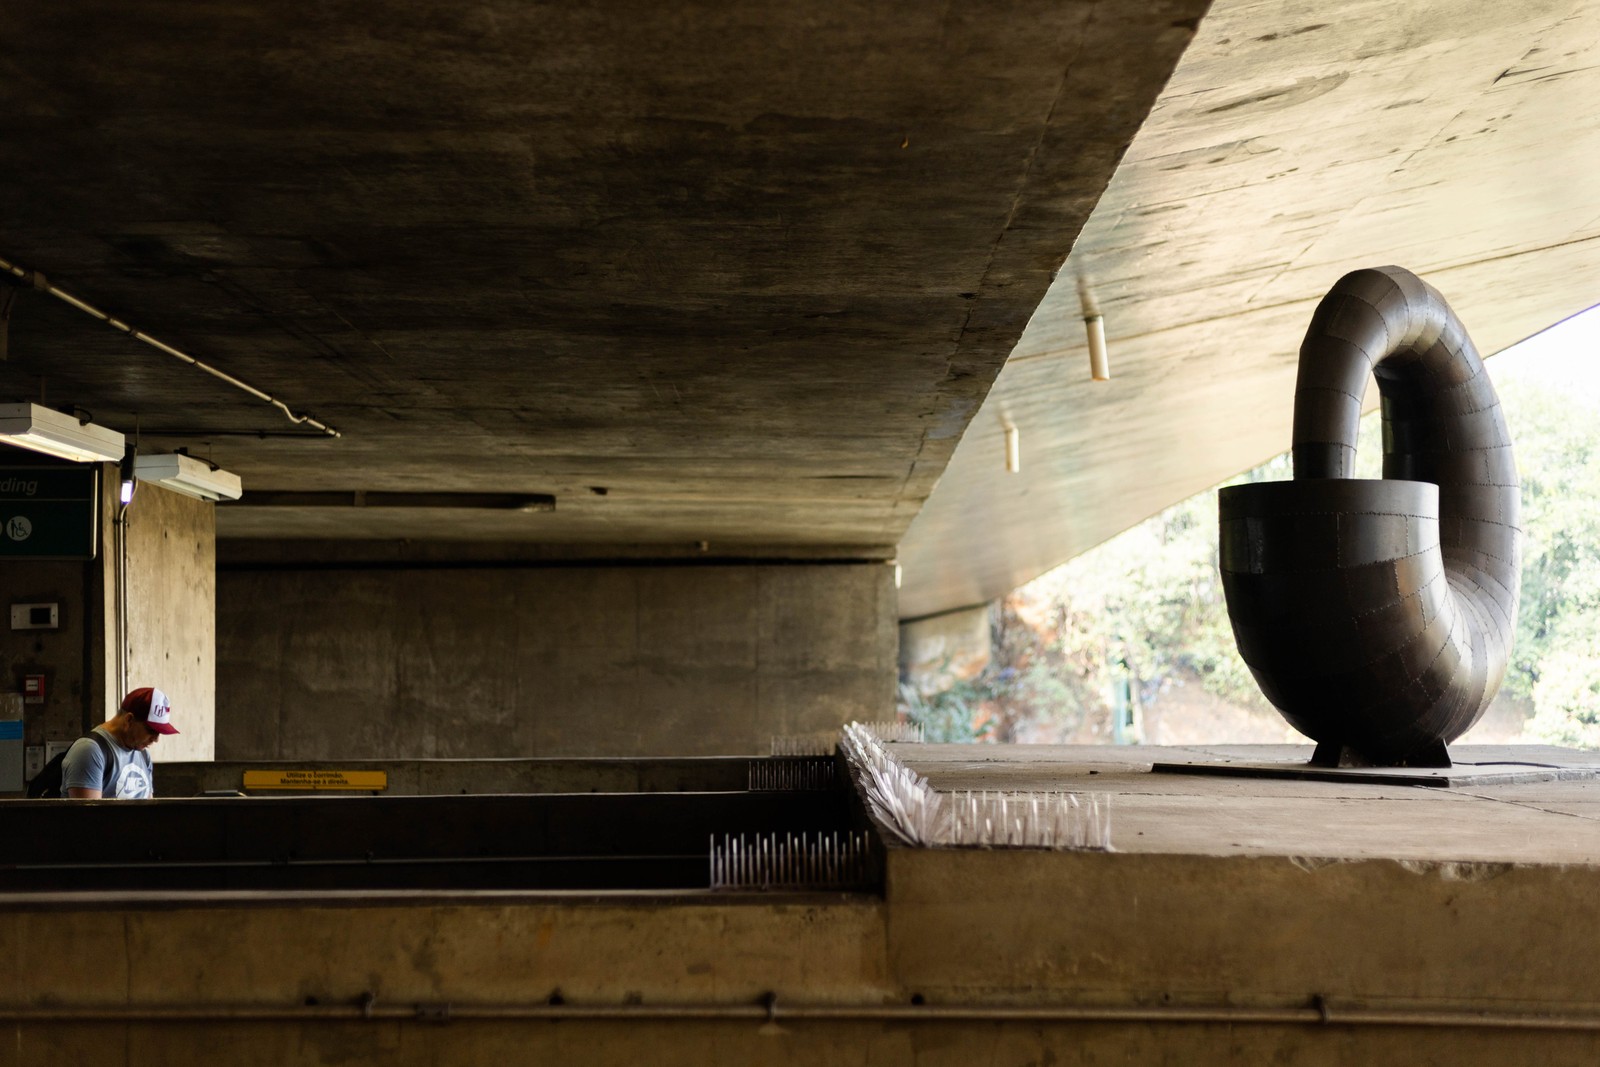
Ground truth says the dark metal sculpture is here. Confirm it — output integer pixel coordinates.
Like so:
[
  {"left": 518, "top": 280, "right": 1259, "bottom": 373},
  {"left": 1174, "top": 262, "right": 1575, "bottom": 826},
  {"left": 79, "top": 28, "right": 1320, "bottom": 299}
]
[{"left": 1218, "top": 267, "right": 1520, "bottom": 767}]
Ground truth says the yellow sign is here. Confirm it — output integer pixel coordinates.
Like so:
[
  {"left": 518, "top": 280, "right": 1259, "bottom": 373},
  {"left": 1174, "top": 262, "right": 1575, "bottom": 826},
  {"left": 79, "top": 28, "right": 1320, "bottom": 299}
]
[{"left": 242, "top": 769, "right": 388, "bottom": 791}]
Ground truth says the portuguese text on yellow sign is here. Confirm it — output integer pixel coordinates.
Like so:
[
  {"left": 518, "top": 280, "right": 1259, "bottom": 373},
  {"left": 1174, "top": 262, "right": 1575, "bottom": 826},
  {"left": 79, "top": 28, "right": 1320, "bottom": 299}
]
[{"left": 243, "top": 769, "right": 388, "bottom": 791}]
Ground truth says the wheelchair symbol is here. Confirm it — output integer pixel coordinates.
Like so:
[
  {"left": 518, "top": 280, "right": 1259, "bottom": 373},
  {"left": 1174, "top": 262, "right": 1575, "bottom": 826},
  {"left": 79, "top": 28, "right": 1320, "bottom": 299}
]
[{"left": 5, "top": 516, "right": 31, "bottom": 541}]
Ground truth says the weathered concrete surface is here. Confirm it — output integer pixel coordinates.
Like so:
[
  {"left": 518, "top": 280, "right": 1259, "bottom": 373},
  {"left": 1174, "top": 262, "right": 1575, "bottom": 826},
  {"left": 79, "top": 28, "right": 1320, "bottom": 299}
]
[
  {"left": 7, "top": 1016, "right": 1598, "bottom": 1066},
  {"left": 0, "top": 0, "right": 1203, "bottom": 554},
  {"left": 887, "top": 848, "right": 1600, "bottom": 1009},
  {"left": 898, "top": 0, "right": 1600, "bottom": 616},
  {"left": 0, "top": 897, "right": 894, "bottom": 1002},
  {"left": 897, "top": 605, "right": 991, "bottom": 693},
  {"left": 8, "top": 745, "right": 1600, "bottom": 1062},
  {"left": 216, "top": 562, "right": 895, "bottom": 758},
  {"left": 121, "top": 483, "right": 216, "bottom": 762},
  {"left": 899, "top": 743, "right": 1600, "bottom": 863}
]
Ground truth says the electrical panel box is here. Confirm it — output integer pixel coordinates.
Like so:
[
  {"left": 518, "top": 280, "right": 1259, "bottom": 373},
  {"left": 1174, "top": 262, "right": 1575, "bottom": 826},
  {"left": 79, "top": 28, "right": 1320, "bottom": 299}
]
[{"left": 10, "top": 603, "right": 59, "bottom": 630}]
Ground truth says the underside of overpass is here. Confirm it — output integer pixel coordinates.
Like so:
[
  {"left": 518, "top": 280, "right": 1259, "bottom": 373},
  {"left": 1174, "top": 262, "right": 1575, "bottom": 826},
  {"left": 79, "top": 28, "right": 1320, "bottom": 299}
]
[{"left": 3, "top": 0, "right": 1600, "bottom": 1062}]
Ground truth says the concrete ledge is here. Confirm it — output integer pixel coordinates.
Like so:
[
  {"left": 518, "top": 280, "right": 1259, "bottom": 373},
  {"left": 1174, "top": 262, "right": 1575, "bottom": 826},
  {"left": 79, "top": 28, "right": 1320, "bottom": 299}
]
[
  {"left": 887, "top": 847, "right": 1600, "bottom": 1012},
  {"left": 156, "top": 756, "right": 771, "bottom": 797},
  {"left": 8, "top": 744, "right": 1600, "bottom": 1062}
]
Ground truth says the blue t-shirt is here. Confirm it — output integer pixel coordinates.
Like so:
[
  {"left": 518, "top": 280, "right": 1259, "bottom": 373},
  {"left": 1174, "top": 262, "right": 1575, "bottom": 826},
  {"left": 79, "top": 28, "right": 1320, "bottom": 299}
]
[{"left": 61, "top": 727, "right": 154, "bottom": 799}]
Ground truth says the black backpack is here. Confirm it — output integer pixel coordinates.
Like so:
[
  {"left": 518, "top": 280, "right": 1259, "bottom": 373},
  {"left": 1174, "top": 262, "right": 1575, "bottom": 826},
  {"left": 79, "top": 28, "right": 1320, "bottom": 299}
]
[{"left": 26, "top": 732, "right": 116, "bottom": 798}]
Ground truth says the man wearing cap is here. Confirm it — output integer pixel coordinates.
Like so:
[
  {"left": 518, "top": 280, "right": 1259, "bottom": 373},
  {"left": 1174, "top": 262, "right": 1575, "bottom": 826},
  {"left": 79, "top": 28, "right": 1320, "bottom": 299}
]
[{"left": 60, "top": 687, "right": 179, "bottom": 799}]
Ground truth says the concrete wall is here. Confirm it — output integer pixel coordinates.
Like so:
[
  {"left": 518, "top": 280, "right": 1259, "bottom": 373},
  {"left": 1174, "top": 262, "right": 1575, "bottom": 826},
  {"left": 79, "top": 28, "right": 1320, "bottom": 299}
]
[
  {"left": 119, "top": 483, "right": 216, "bottom": 761},
  {"left": 216, "top": 562, "right": 896, "bottom": 759},
  {"left": 7, "top": 846, "right": 1600, "bottom": 1063},
  {"left": 898, "top": 603, "right": 991, "bottom": 692},
  {"left": 0, "top": 558, "right": 94, "bottom": 750}
]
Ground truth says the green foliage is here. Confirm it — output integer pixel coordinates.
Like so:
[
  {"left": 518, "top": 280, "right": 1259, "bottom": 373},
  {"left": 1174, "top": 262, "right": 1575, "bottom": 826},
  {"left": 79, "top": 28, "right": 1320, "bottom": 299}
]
[
  {"left": 1501, "top": 379, "right": 1600, "bottom": 708},
  {"left": 896, "top": 676, "right": 995, "bottom": 743},
  {"left": 1527, "top": 623, "right": 1600, "bottom": 747},
  {"left": 1053, "top": 494, "right": 1238, "bottom": 707},
  {"left": 1499, "top": 377, "right": 1600, "bottom": 743}
]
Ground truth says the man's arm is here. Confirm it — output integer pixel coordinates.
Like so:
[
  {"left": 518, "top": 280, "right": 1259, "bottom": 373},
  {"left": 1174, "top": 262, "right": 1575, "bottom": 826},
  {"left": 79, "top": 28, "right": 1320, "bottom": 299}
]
[{"left": 60, "top": 737, "right": 107, "bottom": 799}]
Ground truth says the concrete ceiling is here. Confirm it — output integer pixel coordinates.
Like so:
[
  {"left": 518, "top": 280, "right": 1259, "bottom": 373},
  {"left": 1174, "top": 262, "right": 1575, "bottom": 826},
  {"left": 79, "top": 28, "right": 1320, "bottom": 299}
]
[
  {"left": 0, "top": 0, "right": 1201, "bottom": 552},
  {"left": 897, "top": 0, "right": 1600, "bottom": 618}
]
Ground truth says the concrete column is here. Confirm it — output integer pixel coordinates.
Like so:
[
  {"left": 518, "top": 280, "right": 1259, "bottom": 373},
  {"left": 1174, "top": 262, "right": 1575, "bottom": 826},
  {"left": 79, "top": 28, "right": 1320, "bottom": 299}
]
[
  {"left": 110, "top": 482, "right": 217, "bottom": 761},
  {"left": 898, "top": 604, "right": 992, "bottom": 693}
]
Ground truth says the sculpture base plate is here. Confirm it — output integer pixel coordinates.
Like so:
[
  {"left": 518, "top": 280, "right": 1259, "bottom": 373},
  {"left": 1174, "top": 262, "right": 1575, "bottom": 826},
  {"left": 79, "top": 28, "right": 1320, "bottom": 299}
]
[{"left": 1149, "top": 757, "right": 1600, "bottom": 789}]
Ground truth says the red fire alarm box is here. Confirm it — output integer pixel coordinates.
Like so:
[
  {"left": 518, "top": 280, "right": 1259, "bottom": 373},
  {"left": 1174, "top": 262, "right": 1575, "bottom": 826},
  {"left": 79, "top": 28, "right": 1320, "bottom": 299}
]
[{"left": 22, "top": 675, "right": 44, "bottom": 705}]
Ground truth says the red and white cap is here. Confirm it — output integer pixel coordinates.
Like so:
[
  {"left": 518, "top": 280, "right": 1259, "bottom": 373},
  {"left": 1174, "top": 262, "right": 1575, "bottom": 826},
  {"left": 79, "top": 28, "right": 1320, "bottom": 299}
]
[{"left": 123, "top": 686, "right": 179, "bottom": 735}]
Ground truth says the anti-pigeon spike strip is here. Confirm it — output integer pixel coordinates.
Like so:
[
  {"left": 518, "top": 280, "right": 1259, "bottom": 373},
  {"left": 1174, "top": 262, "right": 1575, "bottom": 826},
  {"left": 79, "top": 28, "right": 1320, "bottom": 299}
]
[
  {"left": 709, "top": 831, "right": 871, "bottom": 891},
  {"left": 769, "top": 734, "right": 838, "bottom": 757},
  {"left": 852, "top": 720, "right": 923, "bottom": 744},
  {"left": 747, "top": 757, "right": 836, "bottom": 791},
  {"left": 838, "top": 722, "right": 1111, "bottom": 850}
]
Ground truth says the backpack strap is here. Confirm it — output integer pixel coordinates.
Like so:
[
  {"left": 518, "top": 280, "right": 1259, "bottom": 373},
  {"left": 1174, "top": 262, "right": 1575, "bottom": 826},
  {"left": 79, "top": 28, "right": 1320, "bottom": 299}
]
[{"left": 90, "top": 729, "right": 117, "bottom": 795}]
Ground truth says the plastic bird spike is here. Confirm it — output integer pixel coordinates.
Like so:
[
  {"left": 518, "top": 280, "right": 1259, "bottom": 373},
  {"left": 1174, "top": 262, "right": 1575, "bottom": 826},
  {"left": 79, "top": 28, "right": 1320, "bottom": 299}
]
[
  {"left": 769, "top": 733, "right": 838, "bottom": 757},
  {"left": 839, "top": 722, "right": 1111, "bottom": 850},
  {"left": 709, "top": 831, "right": 872, "bottom": 891},
  {"left": 747, "top": 757, "right": 836, "bottom": 791},
  {"left": 852, "top": 720, "right": 924, "bottom": 743}
]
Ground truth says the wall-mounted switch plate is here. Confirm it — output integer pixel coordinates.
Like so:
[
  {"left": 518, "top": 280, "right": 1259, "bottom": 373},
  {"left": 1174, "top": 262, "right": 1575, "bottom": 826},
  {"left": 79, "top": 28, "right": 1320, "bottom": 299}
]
[{"left": 10, "top": 603, "right": 58, "bottom": 630}]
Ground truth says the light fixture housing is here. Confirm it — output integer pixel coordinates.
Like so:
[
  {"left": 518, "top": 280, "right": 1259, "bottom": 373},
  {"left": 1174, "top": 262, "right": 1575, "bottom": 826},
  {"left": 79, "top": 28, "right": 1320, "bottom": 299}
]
[
  {"left": 1086, "top": 315, "right": 1110, "bottom": 381},
  {"left": 0, "top": 402, "right": 126, "bottom": 463},
  {"left": 133, "top": 452, "right": 243, "bottom": 502},
  {"left": 119, "top": 449, "right": 137, "bottom": 505},
  {"left": 1003, "top": 423, "right": 1021, "bottom": 474}
]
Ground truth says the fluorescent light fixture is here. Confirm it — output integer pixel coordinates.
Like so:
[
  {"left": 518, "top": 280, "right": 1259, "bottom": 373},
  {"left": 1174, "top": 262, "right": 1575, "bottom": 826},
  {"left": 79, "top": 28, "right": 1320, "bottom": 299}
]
[
  {"left": 0, "top": 402, "right": 126, "bottom": 463},
  {"left": 133, "top": 452, "right": 243, "bottom": 502}
]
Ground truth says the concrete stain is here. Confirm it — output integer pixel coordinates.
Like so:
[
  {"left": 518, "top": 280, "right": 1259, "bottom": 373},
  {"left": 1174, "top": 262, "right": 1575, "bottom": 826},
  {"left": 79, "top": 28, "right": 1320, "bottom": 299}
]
[{"left": 1397, "top": 860, "right": 1514, "bottom": 882}]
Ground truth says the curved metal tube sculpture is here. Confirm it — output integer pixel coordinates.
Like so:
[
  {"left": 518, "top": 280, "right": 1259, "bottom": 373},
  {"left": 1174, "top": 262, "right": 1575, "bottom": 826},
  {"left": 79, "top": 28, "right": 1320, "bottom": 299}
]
[{"left": 1218, "top": 266, "right": 1521, "bottom": 767}]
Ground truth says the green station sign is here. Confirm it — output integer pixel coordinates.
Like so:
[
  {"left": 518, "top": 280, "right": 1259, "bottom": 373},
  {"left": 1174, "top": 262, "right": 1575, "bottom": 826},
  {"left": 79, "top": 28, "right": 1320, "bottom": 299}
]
[{"left": 0, "top": 467, "right": 99, "bottom": 559}]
